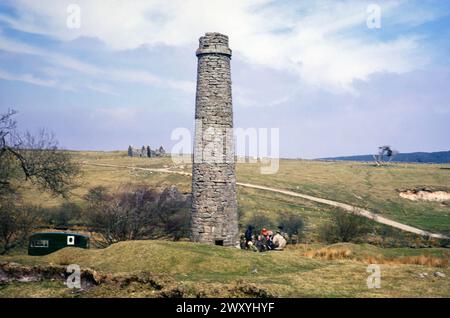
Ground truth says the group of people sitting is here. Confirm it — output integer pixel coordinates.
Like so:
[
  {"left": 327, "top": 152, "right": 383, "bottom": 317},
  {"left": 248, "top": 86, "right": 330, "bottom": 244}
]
[{"left": 241, "top": 226, "right": 287, "bottom": 252}]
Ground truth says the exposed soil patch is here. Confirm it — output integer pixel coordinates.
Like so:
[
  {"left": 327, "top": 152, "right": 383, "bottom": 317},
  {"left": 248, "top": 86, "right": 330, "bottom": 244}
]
[
  {"left": 0, "top": 262, "right": 98, "bottom": 289},
  {"left": 399, "top": 188, "right": 450, "bottom": 202},
  {"left": 0, "top": 262, "right": 275, "bottom": 298}
]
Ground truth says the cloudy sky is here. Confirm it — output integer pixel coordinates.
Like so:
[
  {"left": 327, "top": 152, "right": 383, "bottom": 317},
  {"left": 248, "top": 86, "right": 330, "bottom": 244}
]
[{"left": 0, "top": 0, "right": 449, "bottom": 158}]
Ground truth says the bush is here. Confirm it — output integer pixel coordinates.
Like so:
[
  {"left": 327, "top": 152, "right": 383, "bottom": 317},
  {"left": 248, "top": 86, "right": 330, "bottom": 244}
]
[
  {"left": 155, "top": 186, "right": 191, "bottom": 240},
  {"left": 245, "top": 213, "right": 275, "bottom": 235},
  {"left": 376, "top": 224, "right": 410, "bottom": 247},
  {"left": 319, "top": 209, "right": 370, "bottom": 243},
  {"left": 41, "top": 202, "right": 82, "bottom": 228},
  {"left": 83, "top": 184, "right": 190, "bottom": 246},
  {"left": 83, "top": 185, "right": 159, "bottom": 246},
  {"left": 0, "top": 198, "right": 40, "bottom": 254},
  {"left": 277, "top": 212, "right": 304, "bottom": 238}
]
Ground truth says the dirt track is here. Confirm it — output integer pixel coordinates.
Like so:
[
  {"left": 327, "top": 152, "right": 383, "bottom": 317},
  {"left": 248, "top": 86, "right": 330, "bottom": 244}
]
[{"left": 82, "top": 162, "right": 449, "bottom": 239}]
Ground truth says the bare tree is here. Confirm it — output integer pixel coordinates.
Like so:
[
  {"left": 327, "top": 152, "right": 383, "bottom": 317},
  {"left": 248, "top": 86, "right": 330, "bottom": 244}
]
[
  {"left": 83, "top": 185, "right": 190, "bottom": 246},
  {"left": 0, "top": 197, "right": 40, "bottom": 255},
  {"left": 156, "top": 186, "right": 191, "bottom": 240},
  {"left": 0, "top": 109, "right": 80, "bottom": 197},
  {"left": 373, "top": 145, "right": 398, "bottom": 166},
  {"left": 84, "top": 185, "right": 159, "bottom": 246}
]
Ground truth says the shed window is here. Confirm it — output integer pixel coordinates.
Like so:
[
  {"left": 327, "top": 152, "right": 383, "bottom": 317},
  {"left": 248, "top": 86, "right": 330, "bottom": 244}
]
[
  {"left": 67, "top": 235, "right": 75, "bottom": 245},
  {"left": 31, "top": 240, "right": 49, "bottom": 248}
]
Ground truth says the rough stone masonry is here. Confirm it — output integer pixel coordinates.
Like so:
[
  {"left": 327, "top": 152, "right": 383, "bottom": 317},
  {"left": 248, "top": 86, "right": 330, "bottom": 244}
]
[{"left": 191, "top": 33, "right": 238, "bottom": 247}]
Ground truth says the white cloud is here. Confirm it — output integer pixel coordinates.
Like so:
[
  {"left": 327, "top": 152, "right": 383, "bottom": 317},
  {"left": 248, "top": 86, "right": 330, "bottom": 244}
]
[
  {"left": 0, "top": 68, "right": 74, "bottom": 90},
  {"left": 0, "top": 35, "right": 194, "bottom": 93},
  {"left": 0, "top": 34, "right": 101, "bottom": 74},
  {"left": 105, "top": 69, "right": 194, "bottom": 93},
  {"left": 84, "top": 82, "right": 119, "bottom": 96},
  {"left": 0, "top": 0, "right": 442, "bottom": 92},
  {"left": 88, "top": 106, "right": 142, "bottom": 131}
]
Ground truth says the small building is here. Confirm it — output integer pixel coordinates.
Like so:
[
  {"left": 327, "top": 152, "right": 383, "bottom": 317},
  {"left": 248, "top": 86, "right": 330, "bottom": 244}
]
[
  {"left": 28, "top": 232, "right": 90, "bottom": 256},
  {"left": 127, "top": 145, "right": 167, "bottom": 158}
]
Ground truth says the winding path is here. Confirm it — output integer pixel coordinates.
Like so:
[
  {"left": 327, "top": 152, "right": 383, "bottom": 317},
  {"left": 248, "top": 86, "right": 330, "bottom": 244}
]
[{"left": 82, "top": 162, "right": 449, "bottom": 239}]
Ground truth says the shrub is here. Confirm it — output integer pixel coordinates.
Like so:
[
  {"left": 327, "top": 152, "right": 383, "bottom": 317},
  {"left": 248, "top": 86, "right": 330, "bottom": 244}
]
[
  {"left": 0, "top": 198, "right": 40, "bottom": 254},
  {"left": 376, "top": 224, "right": 410, "bottom": 247},
  {"left": 83, "top": 184, "right": 190, "bottom": 246},
  {"left": 155, "top": 186, "right": 191, "bottom": 240},
  {"left": 245, "top": 213, "right": 275, "bottom": 235},
  {"left": 277, "top": 212, "right": 304, "bottom": 238},
  {"left": 83, "top": 185, "right": 159, "bottom": 246},
  {"left": 41, "top": 202, "right": 82, "bottom": 228},
  {"left": 319, "top": 209, "right": 370, "bottom": 243}
]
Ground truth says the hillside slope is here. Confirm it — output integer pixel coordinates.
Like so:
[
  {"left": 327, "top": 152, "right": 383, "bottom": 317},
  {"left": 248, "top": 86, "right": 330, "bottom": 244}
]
[
  {"left": 1, "top": 240, "right": 449, "bottom": 297},
  {"left": 19, "top": 151, "right": 450, "bottom": 236},
  {"left": 322, "top": 150, "right": 450, "bottom": 163}
]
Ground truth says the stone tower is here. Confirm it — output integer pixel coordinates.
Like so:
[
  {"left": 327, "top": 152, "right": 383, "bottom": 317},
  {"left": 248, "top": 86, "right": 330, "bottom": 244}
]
[{"left": 191, "top": 32, "right": 238, "bottom": 247}]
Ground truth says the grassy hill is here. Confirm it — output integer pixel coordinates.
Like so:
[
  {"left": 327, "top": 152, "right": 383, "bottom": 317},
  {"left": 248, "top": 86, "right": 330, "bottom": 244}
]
[
  {"left": 1, "top": 240, "right": 449, "bottom": 297},
  {"left": 322, "top": 150, "right": 450, "bottom": 164},
  {"left": 17, "top": 151, "right": 450, "bottom": 237},
  {"left": 2, "top": 151, "right": 449, "bottom": 298}
]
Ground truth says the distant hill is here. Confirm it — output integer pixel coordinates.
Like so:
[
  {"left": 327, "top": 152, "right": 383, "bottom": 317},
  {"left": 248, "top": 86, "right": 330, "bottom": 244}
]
[{"left": 321, "top": 150, "right": 450, "bottom": 164}]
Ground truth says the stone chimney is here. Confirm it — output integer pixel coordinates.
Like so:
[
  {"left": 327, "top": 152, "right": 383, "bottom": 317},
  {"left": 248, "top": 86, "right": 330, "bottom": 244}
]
[{"left": 191, "top": 33, "right": 238, "bottom": 247}]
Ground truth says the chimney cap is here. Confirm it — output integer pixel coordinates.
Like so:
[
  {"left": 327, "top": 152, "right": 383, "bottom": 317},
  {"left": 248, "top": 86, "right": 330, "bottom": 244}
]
[{"left": 196, "top": 32, "right": 231, "bottom": 57}]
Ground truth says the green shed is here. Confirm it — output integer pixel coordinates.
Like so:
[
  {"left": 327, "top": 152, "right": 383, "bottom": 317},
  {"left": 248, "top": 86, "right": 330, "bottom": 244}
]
[{"left": 28, "top": 232, "right": 90, "bottom": 256}]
